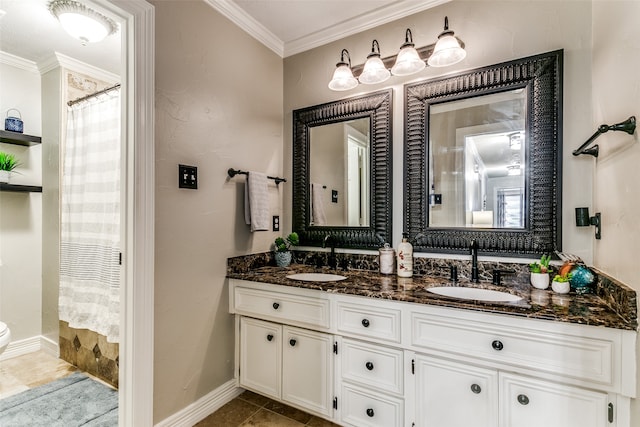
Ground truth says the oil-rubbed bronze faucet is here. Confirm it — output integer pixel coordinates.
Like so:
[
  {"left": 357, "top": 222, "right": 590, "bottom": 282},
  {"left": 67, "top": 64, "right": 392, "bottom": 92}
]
[
  {"left": 323, "top": 234, "right": 337, "bottom": 270},
  {"left": 470, "top": 240, "right": 479, "bottom": 283}
]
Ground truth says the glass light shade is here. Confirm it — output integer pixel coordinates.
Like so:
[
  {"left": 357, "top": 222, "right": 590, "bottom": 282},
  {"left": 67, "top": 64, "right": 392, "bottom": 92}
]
[
  {"left": 427, "top": 34, "right": 466, "bottom": 67},
  {"left": 359, "top": 56, "right": 390, "bottom": 85},
  {"left": 328, "top": 64, "right": 358, "bottom": 91},
  {"left": 58, "top": 12, "right": 110, "bottom": 44},
  {"left": 391, "top": 46, "right": 425, "bottom": 76}
]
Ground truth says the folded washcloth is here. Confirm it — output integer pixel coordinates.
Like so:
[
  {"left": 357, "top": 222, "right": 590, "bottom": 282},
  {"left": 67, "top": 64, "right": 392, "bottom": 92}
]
[
  {"left": 311, "top": 182, "right": 327, "bottom": 226},
  {"left": 244, "top": 171, "right": 269, "bottom": 232}
]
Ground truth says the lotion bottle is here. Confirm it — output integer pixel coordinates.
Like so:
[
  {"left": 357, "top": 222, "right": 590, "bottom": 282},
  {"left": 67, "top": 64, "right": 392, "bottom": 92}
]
[{"left": 397, "top": 233, "right": 413, "bottom": 277}]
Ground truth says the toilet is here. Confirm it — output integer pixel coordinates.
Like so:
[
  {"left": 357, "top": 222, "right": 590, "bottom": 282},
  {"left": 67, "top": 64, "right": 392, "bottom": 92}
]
[{"left": 0, "top": 321, "right": 11, "bottom": 356}]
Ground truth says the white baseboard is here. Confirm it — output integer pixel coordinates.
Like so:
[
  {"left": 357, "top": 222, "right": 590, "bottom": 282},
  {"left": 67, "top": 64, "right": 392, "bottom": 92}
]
[
  {"left": 0, "top": 335, "right": 59, "bottom": 361},
  {"left": 155, "top": 379, "right": 243, "bottom": 427}
]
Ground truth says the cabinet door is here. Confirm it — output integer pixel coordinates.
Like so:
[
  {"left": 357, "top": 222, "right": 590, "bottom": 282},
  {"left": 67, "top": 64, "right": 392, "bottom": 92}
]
[
  {"left": 414, "top": 355, "right": 498, "bottom": 427},
  {"left": 240, "top": 317, "right": 281, "bottom": 399},
  {"left": 500, "top": 373, "right": 609, "bottom": 427},
  {"left": 282, "top": 325, "right": 333, "bottom": 417}
]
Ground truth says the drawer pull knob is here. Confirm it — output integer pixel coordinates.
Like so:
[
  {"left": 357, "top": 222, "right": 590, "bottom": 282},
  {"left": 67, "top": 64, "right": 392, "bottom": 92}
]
[
  {"left": 491, "top": 340, "right": 504, "bottom": 351},
  {"left": 470, "top": 384, "right": 481, "bottom": 394},
  {"left": 517, "top": 394, "right": 529, "bottom": 405},
  {"left": 366, "top": 408, "right": 374, "bottom": 417},
  {"left": 272, "top": 302, "right": 280, "bottom": 310},
  {"left": 361, "top": 318, "right": 370, "bottom": 327},
  {"left": 289, "top": 339, "right": 297, "bottom": 347},
  {"left": 266, "top": 334, "right": 274, "bottom": 342},
  {"left": 365, "top": 362, "right": 374, "bottom": 371}
]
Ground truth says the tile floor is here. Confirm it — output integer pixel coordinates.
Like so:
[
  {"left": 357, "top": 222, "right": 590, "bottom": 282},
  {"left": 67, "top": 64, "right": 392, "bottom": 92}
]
[
  {"left": 0, "top": 350, "right": 78, "bottom": 399},
  {"left": 195, "top": 390, "right": 339, "bottom": 427}
]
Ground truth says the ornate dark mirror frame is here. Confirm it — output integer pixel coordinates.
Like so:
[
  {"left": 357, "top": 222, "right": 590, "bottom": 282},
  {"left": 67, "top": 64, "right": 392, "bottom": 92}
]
[
  {"left": 404, "top": 50, "right": 563, "bottom": 256},
  {"left": 293, "top": 89, "right": 392, "bottom": 249}
]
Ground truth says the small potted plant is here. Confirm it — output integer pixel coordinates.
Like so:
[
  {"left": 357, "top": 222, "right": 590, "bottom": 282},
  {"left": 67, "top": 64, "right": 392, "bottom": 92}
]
[
  {"left": 529, "top": 254, "right": 551, "bottom": 289},
  {"left": 0, "top": 151, "right": 19, "bottom": 184},
  {"left": 274, "top": 232, "right": 299, "bottom": 267},
  {"left": 551, "top": 272, "right": 571, "bottom": 294}
]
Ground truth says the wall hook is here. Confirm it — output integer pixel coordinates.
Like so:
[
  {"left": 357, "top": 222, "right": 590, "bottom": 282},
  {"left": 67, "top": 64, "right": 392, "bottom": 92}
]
[{"left": 572, "top": 116, "right": 636, "bottom": 158}]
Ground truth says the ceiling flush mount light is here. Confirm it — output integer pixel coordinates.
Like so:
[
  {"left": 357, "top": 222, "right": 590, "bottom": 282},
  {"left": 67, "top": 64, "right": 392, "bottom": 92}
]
[
  {"left": 328, "top": 49, "right": 359, "bottom": 91},
  {"left": 427, "top": 16, "right": 467, "bottom": 68},
  {"left": 328, "top": 17, "right": 466, "bottom": 91},
  {"left": 48, "top": 0, "right": 117, "bottom": 45},
  {"left": 359, "top": 40, "right": 391, "bottom": 85},
  {"left": 391, "top": 29, "right": 426, "bottom": 76}
]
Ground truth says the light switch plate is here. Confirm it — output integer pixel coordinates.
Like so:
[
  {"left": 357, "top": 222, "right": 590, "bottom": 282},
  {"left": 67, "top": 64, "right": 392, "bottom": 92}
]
[{"left": 179, "top": 164, "right": 198, "bottom": 189}]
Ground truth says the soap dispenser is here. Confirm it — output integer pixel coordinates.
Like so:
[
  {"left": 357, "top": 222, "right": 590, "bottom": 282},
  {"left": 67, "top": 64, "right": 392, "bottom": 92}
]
[{"left": 397, "top": 233, "right": 413, "bottom": 278}]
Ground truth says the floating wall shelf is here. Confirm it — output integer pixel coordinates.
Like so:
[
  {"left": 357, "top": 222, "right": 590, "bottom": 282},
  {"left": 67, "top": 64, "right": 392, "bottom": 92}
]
[
  {"left": 0, "top": 183, "right": 43, "bottom": 193},
  {"left": 0, "top": 130, "right": 42, "bottom": 146}
]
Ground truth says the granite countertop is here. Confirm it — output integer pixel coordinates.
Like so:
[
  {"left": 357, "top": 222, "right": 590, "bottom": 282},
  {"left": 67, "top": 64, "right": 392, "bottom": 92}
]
[{"left": 228, "top": 262, "right": 637, "bottom": 331}]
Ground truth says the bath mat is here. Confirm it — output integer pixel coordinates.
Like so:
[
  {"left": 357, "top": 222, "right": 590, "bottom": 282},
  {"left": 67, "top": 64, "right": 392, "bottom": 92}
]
[{"left": 0, "top": 371, "right": 118, "bottom": 426}]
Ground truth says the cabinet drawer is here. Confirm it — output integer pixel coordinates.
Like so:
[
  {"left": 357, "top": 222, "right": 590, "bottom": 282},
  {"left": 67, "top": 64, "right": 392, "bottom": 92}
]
[
  {"left": 234, "top": 287, "right": 330, "bottom": 329},
  {"left": 336, "top": 299, "right": 401, "bottom": 343},
  {"left": 340, "top": 383, "right": 403, "bottom": 427},
  {"left": 340, "top": 338, "right": 403, "bottom": 395},
  {"left": 411, "top": 311, "right": 615, "bottom": 386}
]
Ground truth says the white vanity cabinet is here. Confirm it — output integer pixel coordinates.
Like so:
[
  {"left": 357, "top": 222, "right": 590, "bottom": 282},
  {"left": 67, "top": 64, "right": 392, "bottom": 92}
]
[{"left": 229, "top": 279, "right": 636, "bottom": 427}]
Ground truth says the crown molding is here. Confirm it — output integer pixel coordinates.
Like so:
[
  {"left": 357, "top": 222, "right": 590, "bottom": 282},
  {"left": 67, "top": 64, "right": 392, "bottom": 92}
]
[
  {"left": 285, "top": 0, "right": 450, "bottom": 57},
  {"left": 38, "top": 52, "right": 120, "bottom": 83},
  {"left": 204, "top": 0, "right": 284, "bottom": 57},
  {"left": 205, "top": 0, "right": 449, "bottom": 58},
  {"left": 0, "top": 51, "right": 39, "bottom": 73}
]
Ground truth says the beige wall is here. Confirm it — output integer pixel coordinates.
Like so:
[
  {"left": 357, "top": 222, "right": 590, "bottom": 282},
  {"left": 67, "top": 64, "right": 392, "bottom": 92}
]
[
  {"left": 151, "top": 0, "right": 284, "bottom": 422},
  {"left": 591, "top": 1, "right": 640, "bottom": 422},
  {"left": 0, "top": 61, "right": 43, "bottom": 343},
  {"left": 284, "top": 0, "right": 594, "bottom": 261}
]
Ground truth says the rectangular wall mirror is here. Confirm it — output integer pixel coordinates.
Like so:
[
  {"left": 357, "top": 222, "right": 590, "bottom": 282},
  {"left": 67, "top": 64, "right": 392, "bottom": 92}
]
[
  {"left": 404, "top": 50, "right": 563, "bottom": 256},
  {"left": 293, "top": 90, "right": 392, "bottom": 249}
]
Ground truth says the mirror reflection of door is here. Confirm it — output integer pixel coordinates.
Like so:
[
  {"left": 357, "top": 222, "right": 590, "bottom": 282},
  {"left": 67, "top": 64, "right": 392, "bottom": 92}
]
[
  {"left": 429, "top": 89, "right": 526, "bottom": 229},
  {"left": 309, "top": 118, "right": 370, "bottom": 227}
]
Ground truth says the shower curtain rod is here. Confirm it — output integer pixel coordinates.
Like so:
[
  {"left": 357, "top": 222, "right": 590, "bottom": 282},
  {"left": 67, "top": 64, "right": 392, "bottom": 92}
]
[{"left": 67, "top": 83, "right": 121, "bottom": 107}]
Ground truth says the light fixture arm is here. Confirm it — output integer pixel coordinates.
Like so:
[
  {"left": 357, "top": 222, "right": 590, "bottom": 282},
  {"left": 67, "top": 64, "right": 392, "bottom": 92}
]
[
  {"left": 369, "top": 40, "right": 381, "bottom": 56},
  {"left": 338, "top": 49, "right": 351, "bottom": 67},
  {"left": 573, "top": 116, "right": 636, "bottom": 158}
]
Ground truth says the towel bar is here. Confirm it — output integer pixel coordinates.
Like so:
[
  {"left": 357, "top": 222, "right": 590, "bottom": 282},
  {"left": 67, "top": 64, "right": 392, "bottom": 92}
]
[{"left": 227, "top": 168, "right": 286, "bottom": 185}]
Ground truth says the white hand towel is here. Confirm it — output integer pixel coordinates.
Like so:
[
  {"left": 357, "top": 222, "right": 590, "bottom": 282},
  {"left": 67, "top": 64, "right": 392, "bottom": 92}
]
[
  {"left": 311, "top": 183, "right": 327, "bottom": 226},
  {"left": 244, "top": 172, "right": 270, "bottom": 232}
]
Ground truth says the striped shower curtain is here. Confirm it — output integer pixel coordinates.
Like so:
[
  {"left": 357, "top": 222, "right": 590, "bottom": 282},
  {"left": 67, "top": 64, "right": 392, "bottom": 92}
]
[{"left": 59, "top": 89, "right": 121, "bottom": 343}]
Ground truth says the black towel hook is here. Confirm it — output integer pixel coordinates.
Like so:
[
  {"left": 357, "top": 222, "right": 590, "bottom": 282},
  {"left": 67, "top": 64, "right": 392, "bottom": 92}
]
[{"left": 573, "top": 116, "right": 636, "bottom": 158}]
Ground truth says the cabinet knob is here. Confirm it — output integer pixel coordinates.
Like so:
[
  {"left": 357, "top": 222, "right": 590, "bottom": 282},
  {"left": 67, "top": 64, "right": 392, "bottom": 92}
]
[
  {"left": 517, "top": 394, "right": 529, "bottom": 405},
  {"left": 361, "top": 318, "right": 370, "bottom": 327},
  {"left": 365, "top": 362, "right": 374, "bottom": 371},
  {"left": 289, "top": 338, "right": 297, "bottom": 347},
  {"left": 491, "top": 340, "right": 504, "bottom": 351},
  {"left": 470, "top": 384, "right": 481, "bottom": 394},
  {"left": 266, "top": 334, "right": 274, "bottom": 342},
  {"left": 366, "top": 408, "right": 374, "bottom": 417},
  {"left": 272, "top": 302, "right": 280, "bottom": 310}
]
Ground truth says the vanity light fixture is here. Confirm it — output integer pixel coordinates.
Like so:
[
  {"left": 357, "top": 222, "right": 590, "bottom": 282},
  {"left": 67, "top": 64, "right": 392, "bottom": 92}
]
[
  {"left": 328, "top": 17, "right": 466, "bottom": 91},
  {"left": 48, "top": 0, "right": 117, "bottom": 45},
  {"left": 359, "top": 40, "right": 391, "bottom": 85},
  {"left": 428, "top": 16, "right": 467, "bottom": 67},
  {"left": 390, "top": 29, "right": 426, "bottom": 76},
  {"left": 575, "top": 207, "right": 601, "bottom": 239},
  {"left": 328, "top": 49, "right": 359, "bottom": 91}
]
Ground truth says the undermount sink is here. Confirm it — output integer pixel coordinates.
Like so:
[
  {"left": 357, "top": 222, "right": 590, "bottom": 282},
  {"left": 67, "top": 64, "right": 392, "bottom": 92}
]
[
  {"left": 427, "top": 286, "right": 523, "bottom": 302},
  {"left": 286, "top": 273, "right": 347, "bottom": 282}
]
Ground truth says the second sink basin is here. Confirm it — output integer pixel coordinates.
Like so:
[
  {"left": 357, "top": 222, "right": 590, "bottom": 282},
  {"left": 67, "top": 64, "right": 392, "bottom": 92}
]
[
  {"left": 286, "top": 273, "right": 347, "bottom": 282},
  {"left": 427, "top": 286, "right": 523, "bottom": 302}
]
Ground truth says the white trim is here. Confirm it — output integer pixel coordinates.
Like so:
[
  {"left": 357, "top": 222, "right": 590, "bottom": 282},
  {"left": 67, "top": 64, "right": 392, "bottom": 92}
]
[
  {"left": 0, "top": 335, "right": 59, "bottom": 361},
  {"left": 205, "top": 0, "right": 450, "bottom": 58},
  {"left": 155, "top": 381, "right": 243, "bottom": 427},
  {"left": 0, "top": 51, "right": 39, "bottom": 73},
  {"left": 204, "top": 0, "right": 283, "bottom": 57},
  {"left": 90, "top": 1, "right": 155, "bottom": 426},
  {"left": 38, "top": 52, "right": 120, "bottom": 83}
]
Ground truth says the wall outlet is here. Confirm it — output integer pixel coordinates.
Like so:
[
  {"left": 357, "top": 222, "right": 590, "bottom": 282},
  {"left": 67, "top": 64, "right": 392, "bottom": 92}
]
[
  {"left": 179, "top": 164, "right": 198, "bottom": 189},
  {"left": 273, "top": 215, "right": 280, "bottom": 231}
]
